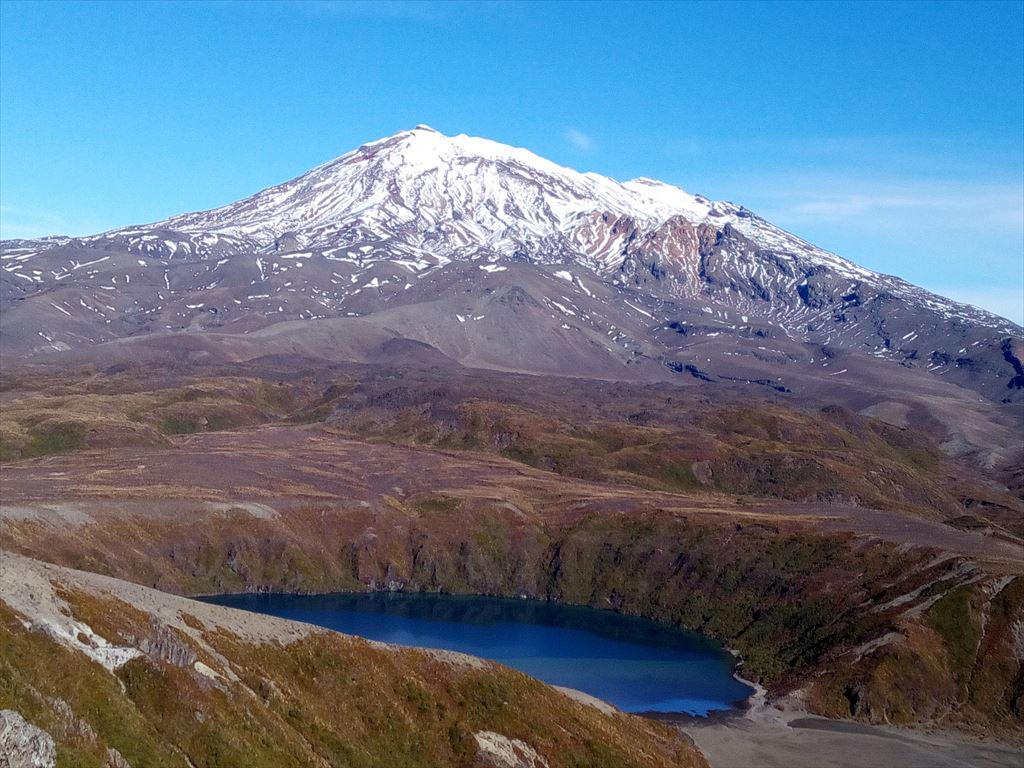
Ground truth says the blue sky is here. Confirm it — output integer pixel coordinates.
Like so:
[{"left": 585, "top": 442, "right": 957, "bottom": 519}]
[{"left": 2, "top": 0, "right": 1021, "bottom": 322}]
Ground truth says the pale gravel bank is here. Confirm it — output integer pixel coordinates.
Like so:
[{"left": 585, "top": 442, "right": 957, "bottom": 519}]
[{"left": 676, "top": 692, "right": 1022, "bottom": 768}]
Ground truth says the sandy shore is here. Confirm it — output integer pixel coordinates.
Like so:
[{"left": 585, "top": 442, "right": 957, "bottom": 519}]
[{"left": 675, "top": 692, "right": 1021, "bottom": 768}]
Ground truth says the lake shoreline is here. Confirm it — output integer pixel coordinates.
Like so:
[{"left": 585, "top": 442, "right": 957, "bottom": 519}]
[
  {"left": 201, "top": 589, "right": 755, "bottom": 717},
  {"left": 198, "top": 587, "right": 1024, "bottom": 766},
  {"left": 672, "top": 691, "right": 1023, "bottom": 768}
]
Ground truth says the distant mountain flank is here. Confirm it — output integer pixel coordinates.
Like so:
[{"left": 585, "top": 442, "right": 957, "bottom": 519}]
[{"left": 2, "top": 126, "right": 1021, "bottom": 419}]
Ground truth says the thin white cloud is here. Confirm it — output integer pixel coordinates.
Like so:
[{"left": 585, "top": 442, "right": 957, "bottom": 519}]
[
  {"left": 687, "top": 172, "right": 1023, "bottom": 322},
  {"left": 762, "top": 181, "right": 1024, "bottom": 231},
  {"left": 565, "top": 127, "right": 595, "bottom": 152}
]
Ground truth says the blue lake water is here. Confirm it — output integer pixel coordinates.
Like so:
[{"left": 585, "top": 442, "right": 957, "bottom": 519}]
[{"left": 201, "top": 592, "right": 754, "bottom": 716}]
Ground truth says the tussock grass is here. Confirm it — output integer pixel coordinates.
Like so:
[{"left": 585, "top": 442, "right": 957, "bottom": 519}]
[{"left": 1, "top": 591, "right": 705, "bottom": 768}]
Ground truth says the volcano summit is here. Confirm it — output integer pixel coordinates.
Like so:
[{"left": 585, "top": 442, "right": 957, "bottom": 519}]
[{"left": 2, "top": 127, "right": 1021, "bottom": 460}]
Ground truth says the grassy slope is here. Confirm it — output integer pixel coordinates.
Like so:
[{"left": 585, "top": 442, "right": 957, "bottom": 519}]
[
  {"left": 0, "top": 374, "right": 301, "bottom": 460},
  {"left": 1, "top": 364, "right": 1022, "bottom": 739},
  {"left": 4, "top": 500, "right": 1022, "bottom": 737},
  {"left": 0, "top": 587, "right": 704, "bottom": 768},
  {"left": 3, "top": 365, "right": 1021, "bottom": 530}
]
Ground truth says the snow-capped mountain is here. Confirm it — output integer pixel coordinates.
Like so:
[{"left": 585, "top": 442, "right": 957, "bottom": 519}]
[{"left": 2, "top": 126, "right": 1021, "bottom": 416}]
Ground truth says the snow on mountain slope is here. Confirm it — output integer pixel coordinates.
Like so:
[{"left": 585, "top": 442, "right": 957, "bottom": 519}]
[
  {"left": 1, "top": 126, "right": 1021, "bottom": 411},
  {"left": 157, "top": 126, "right": 692, "bottom": 244},
  {"left": 140, "top": 127, "right": 930, "bottom": 290}
]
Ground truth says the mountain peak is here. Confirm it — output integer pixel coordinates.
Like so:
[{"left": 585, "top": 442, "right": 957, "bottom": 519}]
[
  {"left": 105, "top": 128, "right": 1016, "bottom": 336},
  {"left": 150, "top": 126, "right": 716, "bottom": 256},
  {"left": 374, "top": 125, "right": 579, "bottom": 177},
  {"left": 0, "top": 126, "right": 1019, "bottom": 412}
]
